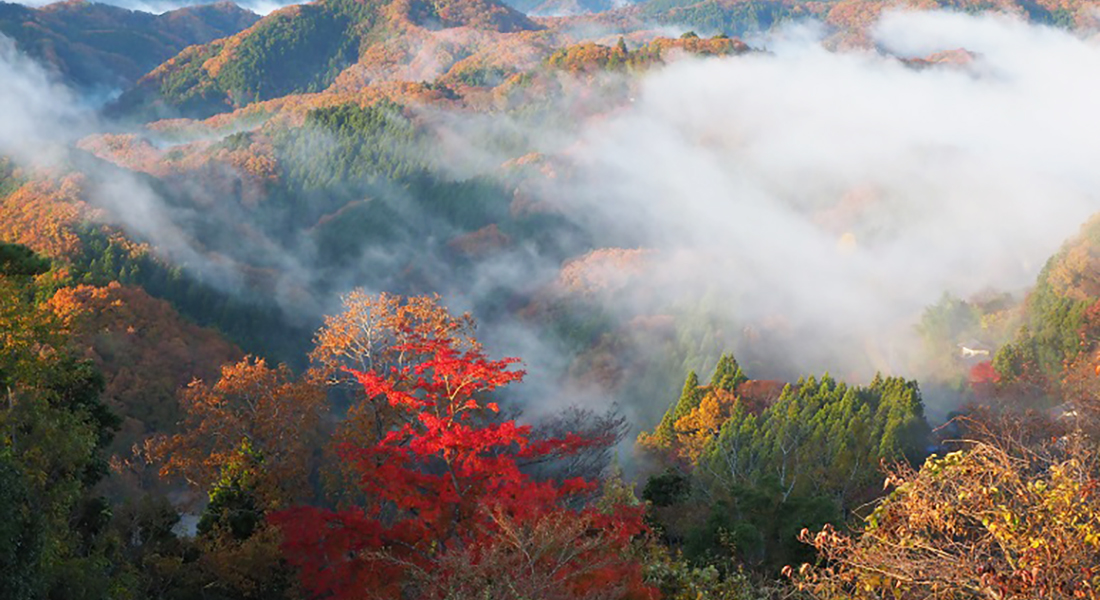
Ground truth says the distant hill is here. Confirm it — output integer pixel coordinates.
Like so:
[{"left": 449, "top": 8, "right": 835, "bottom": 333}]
[
  {"left": 109, "top": 0, "right": 539, "bottom": 120},
  {"left": 991, "top": 214, "right": 1100, "bottom": 386},
  {"left": 107, "top": 0, "right": 1098, "bottom": 122},
  {"left": 504, "top": 0, "right": 627, "bottom": 16},
  {"left": 0, "top": 0, "right": 259, "bottom": 92},
  {"left": 619, "top": 0, "right": 1089, "bottom": 41}
]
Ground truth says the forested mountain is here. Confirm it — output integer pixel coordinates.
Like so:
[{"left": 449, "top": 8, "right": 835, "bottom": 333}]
[
  {"left": 0, "top": 0, "right": 259, "bottom": 91},
  {"left": 4, "top": 0, "right": 1100, "bottom": 597},
  {"left": 101, "top": 0, "right": 1099, "bottom": 122},
  {"left": 618, "top": 0, "right": 1089, "bottom": 42},
  {"left": 108, "top": 0, "right": 540, "bottom": 119}
]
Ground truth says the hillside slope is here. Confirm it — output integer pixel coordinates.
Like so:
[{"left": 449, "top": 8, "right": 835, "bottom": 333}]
[
  {"left": 593, "top": 0, "right": 1094, "bottom": 44},
  {"left": 109, "top": 0, "right": 539, "bottom": 119},
  {"left": 0, "top": 0, "right": 259, "bottom": 92},
  {"left": 989, "top": 215, "right": 1100, "bottom": 408}
]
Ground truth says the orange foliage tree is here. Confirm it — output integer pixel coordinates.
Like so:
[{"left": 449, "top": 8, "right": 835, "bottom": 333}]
[
  {"left": 272, "top": 333, "right": 654, "bottom": 600},
  {"left": 310, "top": 289, "right": 477, "bottom": 380},
  {"left": 310, "top": 290, "right": 477, "bottom": 453},
  {"left": 671, "top": 388, "right": 739, "bottom": 463},
  {"left": 0, "top": 175, "right": 95, "bottom": 261},
  {"left": 148, "top": 356, "right": 326, "bottom": 508},
  {"left": 48, "top": 282, "right": 242, "bottom": 457}
]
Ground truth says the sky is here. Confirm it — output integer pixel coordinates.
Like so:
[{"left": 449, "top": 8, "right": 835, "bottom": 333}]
[{"left": 8, "top": 0, "right": 294, "bottom": 15}]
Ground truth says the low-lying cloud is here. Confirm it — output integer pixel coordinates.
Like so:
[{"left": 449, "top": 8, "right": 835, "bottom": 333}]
[
  {"left": 0, "top": 35, "right": 87, "bottom": 165},
  {"left": 6, "top": 9, "right": 1100, "bottom": 428},
  {"left": 0, "top": 32, "right": 279, "bottom": 290},
  {"left": 487, "top": 11, "right": 1100, "bottom": 406}
]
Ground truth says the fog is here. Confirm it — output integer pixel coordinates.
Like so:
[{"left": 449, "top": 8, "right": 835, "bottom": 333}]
[
  {"left": 420, "top": 11, "right": 1100, "bottom": 422},
  {"left": 0, "top": 32, "right": 276, "bottom": 291},
  {"left": 515, "top": 11, "right": 1100, "bottom": 391},
  {"left": 4, "top": 10, "right": 1100, "bottom": 430},
  {"left": 0, "top": 36, "right": 85, "bottom": 166}
]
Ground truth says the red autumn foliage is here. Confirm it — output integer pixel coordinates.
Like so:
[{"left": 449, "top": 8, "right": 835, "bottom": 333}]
[
  {"left": 271, "top": 334, "right": 654, "bottom": 600},
  {"left": 734, "top": 379, "right": 787, "bottom": 414},
  {"left": 969, "top": 360, "right": 999, "bottom": 399}
]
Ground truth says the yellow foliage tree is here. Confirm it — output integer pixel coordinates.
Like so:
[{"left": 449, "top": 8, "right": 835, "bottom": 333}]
[
  {"left": 792, "top": 423, "right": 1100, "bottom": 599},
  {"left": 672, "top": 389, "right": 737, "bottom": 463}
]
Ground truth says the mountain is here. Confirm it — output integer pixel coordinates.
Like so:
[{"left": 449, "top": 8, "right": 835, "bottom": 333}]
[
  {"left": 109, "top": 0, "right": 539, "bottom": 119},
  {"left": 5, "top": 0, "right": 1100, "bottom": 594},
  {"left": 989, "top": 214, "right": 1100, "bottom": 400},
  {"left": 0, "top": 0, "right": 259, "bottom": 92},
  {"left": 618, "top": 0, "right": 1088, "bottom": 42},
  {"left": 501, "top": 0, "right": 627, "bottom": 16}
]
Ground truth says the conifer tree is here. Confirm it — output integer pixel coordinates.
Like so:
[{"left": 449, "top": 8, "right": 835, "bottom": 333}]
[{"left": 653, "top": 370, "right": 703, "bottom": 446}]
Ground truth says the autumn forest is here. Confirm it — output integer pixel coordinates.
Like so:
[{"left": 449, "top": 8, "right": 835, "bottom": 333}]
[{"left": 3, "top": 0, "right": 1100, "bottom": 597}]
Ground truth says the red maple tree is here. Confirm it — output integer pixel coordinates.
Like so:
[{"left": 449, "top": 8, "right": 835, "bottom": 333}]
[
  {"left": 271, "top": 334, "right": 654, "bottom": 600},
  {"left": 968, "top": 360, "right": 999, "bottom": 400}
]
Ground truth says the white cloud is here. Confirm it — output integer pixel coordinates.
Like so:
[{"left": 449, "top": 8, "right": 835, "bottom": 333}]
[
  {"left": 0, "top": 35, "right": 88, "bottom": 164},
  {"left": 528, "top": 10, "right": 1100, "bottom": 385}
]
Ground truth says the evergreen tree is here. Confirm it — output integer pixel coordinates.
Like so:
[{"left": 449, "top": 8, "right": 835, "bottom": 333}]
[
  {"left": 710, "top": 353, "right": 747, "bottom": 392},
  {"left": 0, "top": 248, "right": 120, "bottom": 598},
  {"left": 655, "top": 370, "right": 703, "bottom": 445},
  {"left": 0, "top": 242, "right": 50, "bottom": 279}
]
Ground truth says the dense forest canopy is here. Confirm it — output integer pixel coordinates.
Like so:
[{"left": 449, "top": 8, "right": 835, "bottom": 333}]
[{"left": 4, "top": 0, "right": 1100, "bottom": 597}]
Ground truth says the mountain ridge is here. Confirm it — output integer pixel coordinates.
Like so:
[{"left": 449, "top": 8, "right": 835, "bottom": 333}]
[
  {"left": 107, "top": 0, "right": 542, "bottom": 119},
  {"left": 0, "top": 0, "right": 260, "bottom": 91}
]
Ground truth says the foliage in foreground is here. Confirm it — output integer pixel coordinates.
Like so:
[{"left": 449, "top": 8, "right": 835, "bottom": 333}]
[
  {"left": 272, "top": 333, "right": 655, "bottom": 599},
  {"left": 639, "top": 356, "right": 929, "bottom": 573},
  {"left": 795, "top": 416, "right": 1100, "bottom": 599}
]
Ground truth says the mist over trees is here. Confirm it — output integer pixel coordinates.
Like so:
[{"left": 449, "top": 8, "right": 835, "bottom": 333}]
[{"left": 4, "top": 0, "right": 1100, "bottom": 598}]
